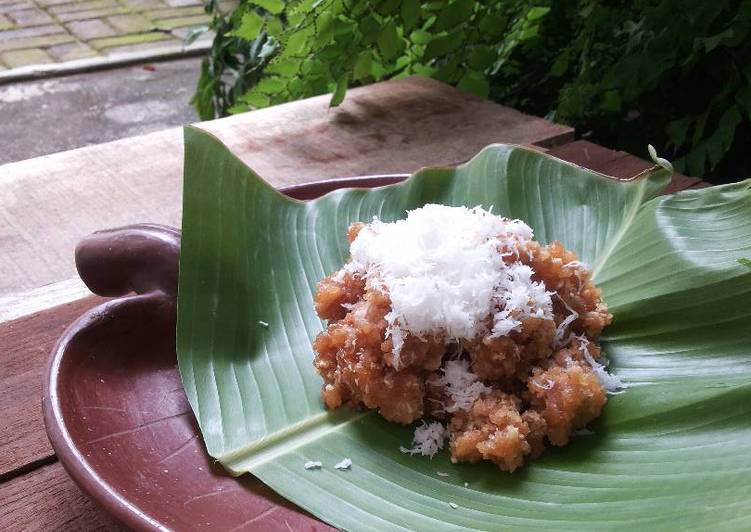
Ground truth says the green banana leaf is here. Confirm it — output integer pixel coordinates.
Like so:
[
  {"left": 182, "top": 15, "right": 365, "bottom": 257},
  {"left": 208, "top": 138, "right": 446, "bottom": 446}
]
[{"left": 177, "top": 125, "right": 751, "bottom": 531}]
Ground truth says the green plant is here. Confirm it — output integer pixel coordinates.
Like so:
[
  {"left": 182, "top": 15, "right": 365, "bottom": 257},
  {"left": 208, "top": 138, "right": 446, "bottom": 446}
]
[
  {"left": 178, "top": 126, "right": 751, "bottom": 529},
  {"left": 194, "top": 0, "right": 751, "bottom": 181}
]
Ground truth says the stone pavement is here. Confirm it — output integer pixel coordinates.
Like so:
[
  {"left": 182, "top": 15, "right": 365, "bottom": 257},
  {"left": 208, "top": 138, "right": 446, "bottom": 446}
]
[
  {"left": 0, "top": 0, "right": 224, "bottom": 70},
  {"left": 0, "top": 56, "right": 199, "bottom": 162}
]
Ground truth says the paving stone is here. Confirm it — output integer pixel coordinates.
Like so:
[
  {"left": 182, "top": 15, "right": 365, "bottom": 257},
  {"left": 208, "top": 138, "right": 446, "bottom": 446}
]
[
  {"left": 120, "top": 0, "right": 166, "bottom": 9},
  {"left": 162, "top": 0, "right": 201, "bottom": 7},
  {"left": 106, "top": 13, "right": 153, "bottom": 33},
  {"left": 1, "top": 46, "right": 52, "bottom": 66},
  {"left": 0, "top": 24, "right": 63, "bottom": 42},
  {"left": 104, "top": 36, "right": 180, "bottom": 54},
  {"left": 65, "top": 18, "right": 116, "bottom": 39},
  {"left": 146, "top": 5, "right": 204, "bottom": 19},
  {"left": 155, "top": 14, "right": 208, "bottom": 30},
  {"left": 48, "top": 0, "right": 117, "bottom": 14},
  {"left": 0, "top": 1, "right": 34, "bottom": 11},
  {"left": 34, "top": 0, "right": 76, "bottom": 5},
  {"left": 7, "top": 8, "right": 54, "bottom": 26},
  {"left": 0, "top": 32, "right": 73, "bottom": 51},
  {"left": 56, "top": 6, "right": 128, "bottom": 22},
  {"left": 46, "top": 40, "right": 98, "bottom": 60},
  {"left": 0, "top": 15, "right": 15, "bottom": 31},
  {"left": 89, "top": 30, "right": 170, "bottom": 49}
]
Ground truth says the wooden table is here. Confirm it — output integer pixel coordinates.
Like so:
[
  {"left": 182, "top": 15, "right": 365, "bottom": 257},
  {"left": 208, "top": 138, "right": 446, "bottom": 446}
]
[{"left": 0, "top": 76, "right": 706, "bottom": 531}]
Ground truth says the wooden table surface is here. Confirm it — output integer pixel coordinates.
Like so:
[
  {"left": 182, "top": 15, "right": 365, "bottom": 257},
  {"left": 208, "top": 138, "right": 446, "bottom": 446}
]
[{"left": 0, "top": 76, "right": 706, "bottom": 531}]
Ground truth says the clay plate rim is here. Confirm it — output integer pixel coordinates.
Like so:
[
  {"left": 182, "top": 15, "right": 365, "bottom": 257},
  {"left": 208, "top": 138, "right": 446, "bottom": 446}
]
[{"left": 41, "top": 174, "right": 408, "bottom": 531}]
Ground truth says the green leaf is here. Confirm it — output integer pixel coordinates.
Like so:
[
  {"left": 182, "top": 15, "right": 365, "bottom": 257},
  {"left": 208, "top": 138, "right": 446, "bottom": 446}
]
[
  {"left": 432, "top": 0, "right": 474, "bottom": 32},
  {"left": 739, "top": 258, "right": 751, "bottom": 269},
  {"left": 252, "top": 0, "right": 283, "bottom": 15},
  {"left": 329, "top": 74, "right": 347, "bottom": 106},
  {"left": 400, "top": 0, "right": 421, "bottom": 32},
  {"left": 266, "top": 58, "right": 300, "bottom": 76},
  {"left": 316, "top": 10, "right": 335, "bottom": 45},
  {"left": 352, "top": 50, "right": 373, "bottom": 80},
  {"left": 409, "top": 29, "right": 432, "bottom": 44},
  {"left": 526, "top": 6, "right": 550, "bottom": 21},
  {"left": 375, "top": 0, "right": 401, "bottom": 16},
  {"left": 265, "top": 15, "right": 283, "bottom": 36},
  {"left": 376, "top": 20, "right": 402, "bottom": 61},
  {"left": 358, "top": 15, "right": 381, "bottom": 44},
  {"left": 423, "top": 30, "right": 464, "bottom": 61},
  {"left": 178, "top": 127, "right": 751, "bottom": 529},
  {"left": 467, "top": 45, "right": 496, "bottom": 70},
  {"left": 254, "top": 76, "right": 286, "bottom": 94},
  {"left": 478, "top": 11, "right": 507, "bottom": 39},
  {"left": 457, "top": 70, "right": 489, "bottom": 98},
  {"left": 238, "top": 91, "right": 270, "bottom": 107},
  {"left": 232, "top": 11, "right": 264, "bottom": 40}
]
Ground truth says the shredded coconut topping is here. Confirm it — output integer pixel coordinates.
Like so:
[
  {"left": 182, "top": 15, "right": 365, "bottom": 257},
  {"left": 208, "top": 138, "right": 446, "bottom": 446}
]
[
  {"left": 347, "top": 204, "right": 553, "bottom": 366},
  {"left": 435, "top": 359, "right": 490, "bottom": 413},
  {"left": 400, "top": 421, "right": 447, "bottom": 458},
  {"left": 303, "top": 461, "right": 322, "bottom": 470}
]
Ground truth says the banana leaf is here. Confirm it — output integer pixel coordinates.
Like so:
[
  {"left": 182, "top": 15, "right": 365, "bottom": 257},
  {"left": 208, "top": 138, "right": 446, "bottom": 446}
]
[{"left": 177, "top": 126, "right": 751, "bottom": 530}]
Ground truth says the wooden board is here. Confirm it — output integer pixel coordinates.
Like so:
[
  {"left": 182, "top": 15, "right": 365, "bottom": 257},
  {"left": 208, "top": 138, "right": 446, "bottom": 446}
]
[
  {"left": 0, "top": 296, "right": 105, "bottom": 478},
  {"left": 0, "top": 461, "right": 126, "bottom": 532},
  {"left": 547, "top": 140, "right": 702, "bottom": 193},
  {"left": 0, "top": 76, "right": 572, "bottom": 302}
]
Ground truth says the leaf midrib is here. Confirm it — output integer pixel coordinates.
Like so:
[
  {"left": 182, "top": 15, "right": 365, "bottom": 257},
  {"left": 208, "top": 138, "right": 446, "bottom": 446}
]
[{"left": 219, "top": 408, "right": 371, "bottom": 473}]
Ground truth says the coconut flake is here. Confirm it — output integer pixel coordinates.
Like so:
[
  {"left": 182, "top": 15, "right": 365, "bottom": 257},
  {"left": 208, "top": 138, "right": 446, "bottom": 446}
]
[
  {"left": 400, "top": 421, "right": 447, "bottom": 458},
  {"left": 334, "top": 458, "right": 352, "bottom": 470},
  {"left": 435, "top": 359, "right": 490, "bottom": 413},
  {"left": 553, "top": 295, "right": 579, "bottom": 348},
  {"left": 346, "top": 205, "right": 552, "bottom": 367},
  {"left": 449, "top": 502, "right": 459, "bottom": 509},
  {"left": 491, "top": 262, "right": 553, "bottom": 337},
  {"left": 303, "top": 461, "right": 322, "bottom": 470},
  {"left": 436, "top": 471, "right": 449, "bottom": 477},
  {"left": 577, "top": 335, "right": 624, "bottom": 393}
]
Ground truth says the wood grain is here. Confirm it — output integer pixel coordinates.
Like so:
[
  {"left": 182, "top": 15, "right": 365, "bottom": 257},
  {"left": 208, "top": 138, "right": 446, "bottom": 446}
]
[
  {"left": 0, "top": 296, "right": 105, "bottom": 478},
  {"left": 547, "top": 140, "right": 703, "bottom": 192},
  {"left": 0, "top": 76, "right": 572, "bottom": 302},
  {"left": 0, "top": 461, "right": 127, "bottom": 532}
]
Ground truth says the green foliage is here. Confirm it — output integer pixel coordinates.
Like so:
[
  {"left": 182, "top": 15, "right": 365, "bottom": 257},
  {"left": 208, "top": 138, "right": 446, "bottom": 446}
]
[{"left": 194, "top": 0, "right": 751, "bottom": 181}]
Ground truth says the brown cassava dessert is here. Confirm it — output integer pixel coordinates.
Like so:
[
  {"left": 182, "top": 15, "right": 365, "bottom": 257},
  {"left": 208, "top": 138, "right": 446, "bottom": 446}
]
[{"left": 313, "top": 205, "right": 617, "bottom": 471}]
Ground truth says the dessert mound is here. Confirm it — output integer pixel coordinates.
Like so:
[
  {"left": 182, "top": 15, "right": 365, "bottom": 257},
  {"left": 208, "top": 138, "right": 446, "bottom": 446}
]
[{"left": 313, "top": 205, "right": 615, "bottom": 471}]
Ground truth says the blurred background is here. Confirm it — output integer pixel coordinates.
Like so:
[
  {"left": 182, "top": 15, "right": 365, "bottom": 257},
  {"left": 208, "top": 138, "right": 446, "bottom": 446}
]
[{"left": 1, "top": 0, "right": 749, "bottom": 184}]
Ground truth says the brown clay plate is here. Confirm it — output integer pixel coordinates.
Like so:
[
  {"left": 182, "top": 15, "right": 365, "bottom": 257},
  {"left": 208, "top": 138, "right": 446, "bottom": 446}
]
[{"left": 42, "top": 176, "right": 406, "bottom": 531}]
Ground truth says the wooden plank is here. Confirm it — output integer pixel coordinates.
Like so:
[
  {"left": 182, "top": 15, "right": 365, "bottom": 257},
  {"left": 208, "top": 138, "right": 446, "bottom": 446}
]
[
  {"left": 0, "top": 296, "right": 105, "bottom": 478},
  {"left": 0, "top": 76, "right": 573, "bottom": 303},
  {"left": 548, "top": 140, "right": 706, "bottom": 191},
  {"left": 0, "top": 278, "right": 91, "bottom": 323},
  {"left": 0, "top": 461, "right": 127, "bottom": 532}
]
